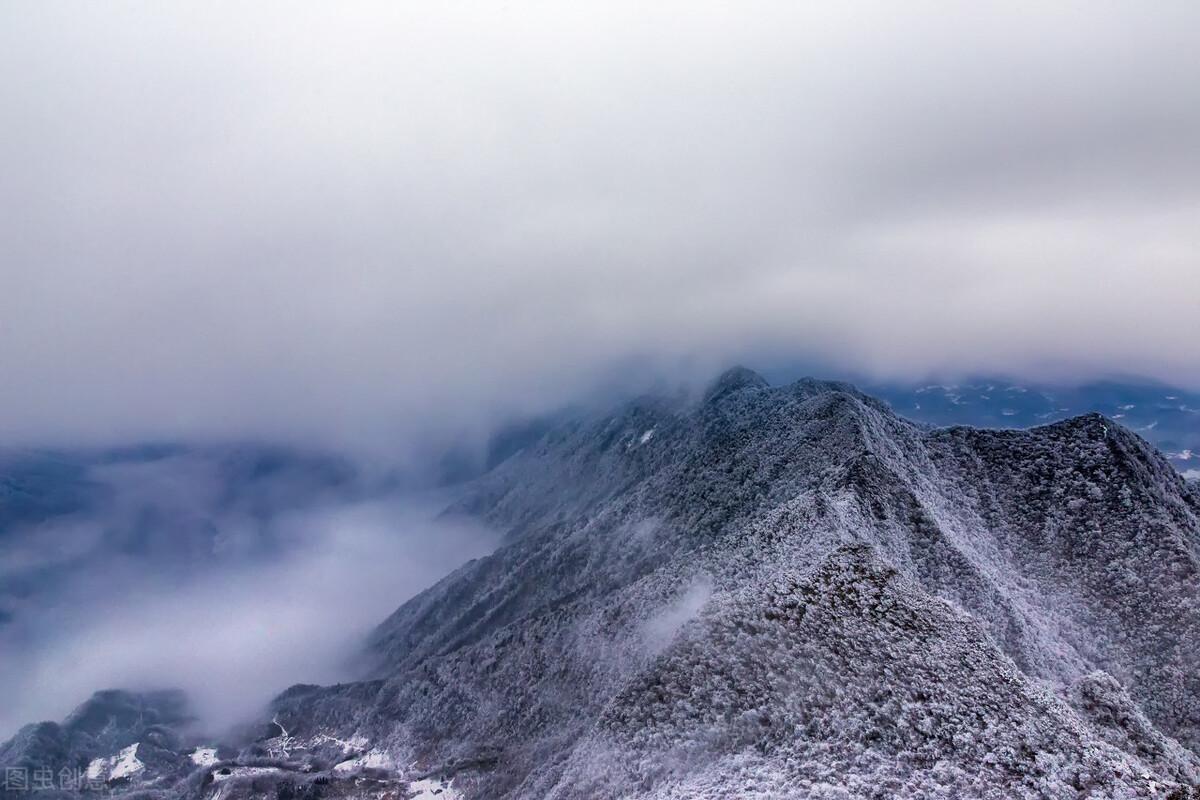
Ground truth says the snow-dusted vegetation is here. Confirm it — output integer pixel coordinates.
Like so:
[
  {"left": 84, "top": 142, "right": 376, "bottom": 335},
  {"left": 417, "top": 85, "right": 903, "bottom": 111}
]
[{"left": 3, "top": 369, "right": 1199, "bottom": 798}]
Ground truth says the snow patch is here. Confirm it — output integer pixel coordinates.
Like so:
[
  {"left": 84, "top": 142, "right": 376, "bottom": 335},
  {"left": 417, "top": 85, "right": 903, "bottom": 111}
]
[
  {"left": 86, "top": 744, "right": 145, "bottom": 783},
  {"left": 84, "top": 758, "right": 107, "bottom": 781},
  {"left": 211, "top": 766, "right": 282, "bottom": 784},
  {"left": 408, "top": 777, "right": 463, "bottom": 799},
  {"left": 110, "top": 744, "right": 144, "bottom": 780},
  {"left": 191, "top": 747, "right": 219, "bottom": 767},
  {"left": 309, "top": 731, "right": 370, "bottom": 753},
  {"left": 333, "top": 749, "right": 392, "bottom": 773}
]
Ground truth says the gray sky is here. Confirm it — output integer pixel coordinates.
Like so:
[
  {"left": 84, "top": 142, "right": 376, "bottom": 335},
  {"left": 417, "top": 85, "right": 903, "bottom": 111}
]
[{"left": 2, "top": 2, "right": 1198, "bottom": 449}]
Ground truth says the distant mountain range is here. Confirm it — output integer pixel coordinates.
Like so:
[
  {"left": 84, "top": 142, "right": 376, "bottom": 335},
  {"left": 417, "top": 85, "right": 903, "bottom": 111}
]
[
  {"left": 2, "top": 370, "right": 1200, "bottom": 798},
  {"left": 866, "top": 379, "right": 1200, "bottom": 478}
]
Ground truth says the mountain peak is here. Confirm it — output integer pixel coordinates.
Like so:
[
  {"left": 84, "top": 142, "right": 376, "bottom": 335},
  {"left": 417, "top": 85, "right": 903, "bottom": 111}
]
[{"left": 702, "top": 365, "right": 769, "bottom": 403}]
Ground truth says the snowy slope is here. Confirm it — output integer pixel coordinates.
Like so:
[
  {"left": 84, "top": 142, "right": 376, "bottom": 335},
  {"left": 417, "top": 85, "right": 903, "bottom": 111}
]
[
  {"left": 264, "top": 369, "right": 1200, "bottom": 798},
  {"left": 5, "top": 368, "right": 1200, "bottom": 798}
]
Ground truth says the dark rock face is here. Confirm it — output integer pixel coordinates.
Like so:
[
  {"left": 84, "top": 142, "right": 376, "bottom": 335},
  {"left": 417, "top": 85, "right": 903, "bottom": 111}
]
[{"left": 5, "top": 369, "right": 1200, "bottom": 798}]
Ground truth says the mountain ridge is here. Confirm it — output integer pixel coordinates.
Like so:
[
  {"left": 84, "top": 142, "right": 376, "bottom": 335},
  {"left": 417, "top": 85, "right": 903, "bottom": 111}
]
[{"left": 4, "top": 368, "right": 1199, "bottom": 798}]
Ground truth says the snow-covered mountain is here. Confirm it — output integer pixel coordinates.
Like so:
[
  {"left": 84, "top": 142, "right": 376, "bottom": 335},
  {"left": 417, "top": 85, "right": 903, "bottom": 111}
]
[{"left": 4, "top": 368, "right": 1200, "bottom": 798}]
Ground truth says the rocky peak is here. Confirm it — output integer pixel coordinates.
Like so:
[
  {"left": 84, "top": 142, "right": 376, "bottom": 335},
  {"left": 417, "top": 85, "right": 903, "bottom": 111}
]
[{"left": 701, "top": 366, "right": 769, "bottom": 404}]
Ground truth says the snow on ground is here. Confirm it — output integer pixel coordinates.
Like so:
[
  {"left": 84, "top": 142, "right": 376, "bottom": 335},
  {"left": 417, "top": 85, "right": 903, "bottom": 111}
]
[
  {"left": 210, "top": 766, "right": 282, "bottom": 784},
  {"left": 333, "top": 749, "right": 392, "bottom": 773},
  {"left": 85, "top": 744, "right": 145, "bottom": 783},
  {"left": 110, "top": 744, "right": 144, "bottom": 780},
  {"left": 308, "top": 731, "right": 370, "bottom": 753},
  {"left": 263, "top": 715, "right": 298, "bottom": 758},
  {"left": 84, "top": 758, "right": 107, "bottom": 781},
  {"left": 407, "top": 777, "right": 462, "bottom": 799},
  {"left": 190, "top": 747, "right": 219, "bottom": 767}
]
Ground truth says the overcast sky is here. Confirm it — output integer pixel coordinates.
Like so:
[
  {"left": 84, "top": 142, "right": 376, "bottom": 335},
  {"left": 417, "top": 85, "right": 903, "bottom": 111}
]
[{"left": 2, "top": 2, "right": 1198, "bottom": 450}]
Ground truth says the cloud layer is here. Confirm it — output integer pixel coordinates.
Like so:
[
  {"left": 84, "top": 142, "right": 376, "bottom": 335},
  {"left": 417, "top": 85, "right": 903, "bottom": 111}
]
[
  {"left": 0, "top": 481, "right": 496, "bottom": 739},
  {"left": 3, "top": 2, "right": 1198, "bottom": 448}
]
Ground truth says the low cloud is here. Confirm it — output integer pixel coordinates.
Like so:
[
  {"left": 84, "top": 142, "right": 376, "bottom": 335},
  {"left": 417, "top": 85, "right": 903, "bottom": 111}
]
[
  {"left": 640, "top": 576, "right": 714, "bottom": 657},
  {"left": 0, "top": 481, "right": 496, "bottom": 739}
]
